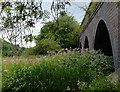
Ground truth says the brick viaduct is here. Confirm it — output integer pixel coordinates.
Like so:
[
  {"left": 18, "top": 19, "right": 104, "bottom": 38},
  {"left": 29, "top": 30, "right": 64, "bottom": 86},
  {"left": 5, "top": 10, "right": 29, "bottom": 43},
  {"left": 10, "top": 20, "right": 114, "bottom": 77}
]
[{"left": 79, "top": 2, "right": 120, "bottom": 78}]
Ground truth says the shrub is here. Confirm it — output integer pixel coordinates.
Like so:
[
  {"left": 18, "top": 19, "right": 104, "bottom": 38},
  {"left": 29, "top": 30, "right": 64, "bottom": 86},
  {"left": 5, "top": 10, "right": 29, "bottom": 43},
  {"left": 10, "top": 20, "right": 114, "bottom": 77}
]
[
  {"left": 29, "top": 39, "right": 61, "bottom": 55},
  {"left": 2, "top": 50, "right": 116, "bottom": 91},
  {"left": 80, "top": 50, "right": 114, "bottom": 76},
  {"left": 88, "top": 77, "right": 118, "bottom": 91}
]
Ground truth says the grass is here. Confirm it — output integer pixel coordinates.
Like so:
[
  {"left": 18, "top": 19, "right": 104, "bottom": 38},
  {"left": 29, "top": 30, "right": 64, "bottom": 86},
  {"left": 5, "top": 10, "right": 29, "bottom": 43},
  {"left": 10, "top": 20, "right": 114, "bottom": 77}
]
[{"left": 2, "top": 49, "right": 120, "bottom": 92}]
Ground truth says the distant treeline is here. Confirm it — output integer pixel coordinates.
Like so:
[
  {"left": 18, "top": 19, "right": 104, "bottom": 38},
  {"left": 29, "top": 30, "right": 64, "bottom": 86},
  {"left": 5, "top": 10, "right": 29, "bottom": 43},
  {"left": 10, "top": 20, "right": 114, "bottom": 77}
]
[{"left": 0, "top": 39, "right": 25, "bottom": 57}]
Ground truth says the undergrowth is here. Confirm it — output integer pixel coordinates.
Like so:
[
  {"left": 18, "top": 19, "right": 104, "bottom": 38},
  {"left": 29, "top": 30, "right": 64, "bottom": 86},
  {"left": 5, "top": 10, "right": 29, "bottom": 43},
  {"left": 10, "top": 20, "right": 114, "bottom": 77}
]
[{"left": 2, "top": 49, "right": 119, "bottom": 92}]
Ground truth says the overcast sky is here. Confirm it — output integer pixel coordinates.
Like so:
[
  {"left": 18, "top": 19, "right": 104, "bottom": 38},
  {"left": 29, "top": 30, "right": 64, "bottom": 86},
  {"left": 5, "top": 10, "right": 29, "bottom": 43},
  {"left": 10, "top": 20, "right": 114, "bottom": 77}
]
[{"left": 32, "top": 1, "right": 90, "bottom": 35}]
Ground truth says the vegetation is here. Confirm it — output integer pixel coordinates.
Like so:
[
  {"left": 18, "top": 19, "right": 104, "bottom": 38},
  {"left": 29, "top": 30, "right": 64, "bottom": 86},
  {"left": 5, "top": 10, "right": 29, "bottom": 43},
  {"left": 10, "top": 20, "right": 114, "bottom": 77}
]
[
  {"left": 2, "top": 49, "right": 119, "bottom": 92},
  {"left": 29, "top": 14, "right": 80, "bottom": 55},
  {"left": 0, "top": 39, "right": 25, "bottom": 57},
  {"left": 1, "top": 1, "right": 120, "bottom": 92},
  {"left": 116, "top": 2, "right": 120, "bottom": 6},
  {"left": 28, "top": 39, "right": 60, "bottom": 55},
  {"left": 79, "top": 2, "right": 99, "bottom": 35}
]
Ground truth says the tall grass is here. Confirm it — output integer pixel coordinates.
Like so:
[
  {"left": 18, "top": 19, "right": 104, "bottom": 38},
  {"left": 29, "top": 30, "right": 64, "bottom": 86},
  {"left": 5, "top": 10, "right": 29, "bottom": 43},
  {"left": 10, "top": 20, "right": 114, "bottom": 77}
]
[{"left": 2, "top": 49, "right": 119, "bottom": 92}]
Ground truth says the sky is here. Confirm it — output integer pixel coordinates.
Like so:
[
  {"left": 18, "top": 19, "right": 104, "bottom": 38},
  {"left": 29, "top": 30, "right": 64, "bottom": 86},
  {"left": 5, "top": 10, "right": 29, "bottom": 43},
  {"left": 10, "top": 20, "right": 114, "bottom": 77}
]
[
  {"left": 32, "top": 2, "right": 90, "bottom": 35},
  {"left": 0, "top": 1, "right": 91, "bottom": 47}
]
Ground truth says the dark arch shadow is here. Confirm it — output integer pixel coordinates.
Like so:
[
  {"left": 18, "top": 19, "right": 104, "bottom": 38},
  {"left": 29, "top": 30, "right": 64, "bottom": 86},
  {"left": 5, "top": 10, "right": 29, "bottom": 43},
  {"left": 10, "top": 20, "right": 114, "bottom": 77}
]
[
  {"left": 84, "top": 36, "right": 89, "bottom": 49},
  {"left": 79, "top": 42, "right": 82, "bottom": 49},
  {"left": 94, "top": 20, "right": 113, "bottom": 56}
]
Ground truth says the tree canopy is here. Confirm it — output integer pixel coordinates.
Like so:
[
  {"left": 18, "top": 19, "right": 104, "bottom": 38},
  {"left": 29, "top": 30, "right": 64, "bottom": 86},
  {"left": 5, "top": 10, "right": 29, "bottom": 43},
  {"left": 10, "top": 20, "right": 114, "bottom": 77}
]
[
  {"left": 0, "top": 0, "right": 71, "bottom": 47},
  {"left": 31, "top": 14, "right": 80, "bottom": 55},
  {"left": 36, "top": 14, "right": 79, "bottom": 48}
]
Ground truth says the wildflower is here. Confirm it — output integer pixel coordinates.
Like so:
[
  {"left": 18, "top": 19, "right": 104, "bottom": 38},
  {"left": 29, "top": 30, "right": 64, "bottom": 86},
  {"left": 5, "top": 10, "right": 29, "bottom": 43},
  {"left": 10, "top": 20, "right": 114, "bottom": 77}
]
[
  {"left": 57, "top": 50, "right": 61, "bottom": 54},
  {"left": 47, "top": 51, "right": 50, "bottom": 53},
  {"left": 84, "top": 48, "right": 89, "bottom": 51},
  {"left": 65, "top": 48, "right": 68, "bottom": 51},
  {"left": 13, "top": 56, "right": 16, "bottom": 58},
  {"left": 89, "top": 85, "right": 92, "bottom": 88},
  {"left": 28, "top": 59, "right": 34, "bottom": 61},
  {"left": 96, "top": 70, "right": 101, "bottom": 74},
  {"left": 67, "top": 50, "right": 71, "bottom": 54},
  {"left": 77, "top": 48, "right": 80, "bottom": 50},
  {"left": 65, "top": 48, "right": 68, "bottom": 53},
  {"left": 63, "top": 52, "right": 66, "bottom": 56},
  {"left": 4, "top": 59, "right": 7, "bottom": 61},
  {"left": 0, "top": 61, "right": 2, "bottom": 64},
  {"left": 48, "top": 54, "right": 50, "bottom": 56},
  {"left": 11, "top": 60, "right": 16, "bottom": 62},
  {"left": 69, "top": 47, "right": 72, "bottom": 51},
  {"left": 73, "top": 48, "right": 77, "bottom": 51},
  {"left": 36, "top": 58, "right": 43, "bottom": 61},
  {"left": 76, "top": 80, "right": 80, "bottom": 85},
  {"left": 4, "top": 70, "right": 8, "bottom": 72},
  {"left": 66, "top": 86, "right": 71, "bottom": 91}
]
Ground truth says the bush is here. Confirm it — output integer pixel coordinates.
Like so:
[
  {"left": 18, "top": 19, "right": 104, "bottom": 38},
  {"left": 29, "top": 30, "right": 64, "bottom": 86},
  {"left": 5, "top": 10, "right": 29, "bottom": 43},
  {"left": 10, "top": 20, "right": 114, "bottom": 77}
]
[
  {"left": 35, "top": 14, "right": 80, "bottom": 48},
  {"left": 88, "top": 77, "right": 118, "bottom": 91},
  {"left": 29, "top": 39, "right": 61, "bottom": 55},
  {"left": 2, "top": 50, "right": 117, "bottom": 92}
]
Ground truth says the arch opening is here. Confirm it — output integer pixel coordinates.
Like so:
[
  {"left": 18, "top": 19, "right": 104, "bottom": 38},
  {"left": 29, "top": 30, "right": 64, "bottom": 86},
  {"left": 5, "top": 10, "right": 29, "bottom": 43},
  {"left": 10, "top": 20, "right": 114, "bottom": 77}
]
[
  {"left": 79, "top": 42, "right": 82, "bottom": 49},
  {"left": 94, "top": 20, "right": 113, "bottom": 56},
  {"left": 84, "top": 36, "right": 89, "bottom": 49}
]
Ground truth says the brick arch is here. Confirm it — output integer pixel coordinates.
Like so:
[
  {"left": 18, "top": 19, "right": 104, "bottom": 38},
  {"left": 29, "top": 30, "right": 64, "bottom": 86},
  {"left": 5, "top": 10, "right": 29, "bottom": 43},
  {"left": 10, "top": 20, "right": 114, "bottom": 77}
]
[
  {"left": 79, "top": 2, "right": 120, "bottom": 78},
  {"left": 84, "top": 36, "right": 89, "bottom": 49},
  {"left": 94, "top": 19, "right": 113, "bottom": 56}
]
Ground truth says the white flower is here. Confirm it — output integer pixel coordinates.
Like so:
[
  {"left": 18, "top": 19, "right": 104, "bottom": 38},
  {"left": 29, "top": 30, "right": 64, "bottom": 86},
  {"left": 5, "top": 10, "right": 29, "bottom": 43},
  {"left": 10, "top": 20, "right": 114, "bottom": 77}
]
[{"left": 4, "top": 70, "right": 8, "bottom": 72}]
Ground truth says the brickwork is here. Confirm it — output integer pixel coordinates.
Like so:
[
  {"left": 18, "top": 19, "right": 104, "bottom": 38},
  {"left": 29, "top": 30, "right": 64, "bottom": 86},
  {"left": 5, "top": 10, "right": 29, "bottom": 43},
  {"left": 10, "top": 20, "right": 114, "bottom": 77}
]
[{"left": 80, "top": 2, "right": 120, "bottom": 78}]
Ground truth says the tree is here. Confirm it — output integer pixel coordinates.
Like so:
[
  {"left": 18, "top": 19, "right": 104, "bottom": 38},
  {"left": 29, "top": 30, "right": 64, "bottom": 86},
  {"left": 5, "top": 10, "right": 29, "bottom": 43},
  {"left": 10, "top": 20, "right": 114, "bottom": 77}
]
[
  {"left": 0, "top": 39, "right": 25, "bottom": 56},
  {"left": 36, "top": 14, "right": 80, "bottom": 49},
  {"left": 0, "top": 0, "right": 71, "bottom": 56},
  {"left": 0, "top": 0, "right": 71, "bottom": 45},
  {"left": 29, "top": 39, "right": 60, "bottom": 55},
  {"left": 0, "top": 1, "right": 44, "bottom": 47}
]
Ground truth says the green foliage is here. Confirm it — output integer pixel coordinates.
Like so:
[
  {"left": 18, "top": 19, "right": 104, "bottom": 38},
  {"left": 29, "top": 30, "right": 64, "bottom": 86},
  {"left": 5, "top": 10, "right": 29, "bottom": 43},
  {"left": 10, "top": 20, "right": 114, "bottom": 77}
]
[
  {"left": 0, "top": 1, "right": 71, "bottom": 46},
  {"left": 80, "top": 51, "right": 114, "bottom": 76},
  {"left": 0, "top": 1, "right": 71, "bottom": 32},
  {"left": 36, "top": 14, "right": 79, "bottom": 49},
  {"left": 29, "top": 39, "right": 60, "bottom": 55},
  {"left": 2, "top": 50, "right": 118, "bottom": 91},
  {"left": 79, "top": 2, "right": 99, "bottom": 34},
  {"left": 89, "top": 77, "right": 118, "bottom": 90},
  {"left": 0, "top": 1, "right": 44, "bottom": 29},
  {"left": 51, "top": 0, "right": 71, "bottom": 21},
  {"left": 57, "top": 15, "right": 80, "bottom": 48},
  {"left": 117, "top": 2, "right": 120, "bottom": 6},
  {"left": 0, "top": 39, "right": 25, "bottom": 57},
  {"left": 23, "top": 34, "right": 36, "bottom": 43}
]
